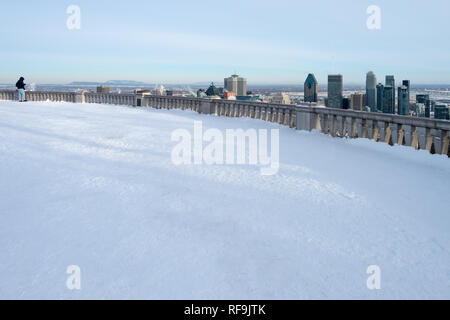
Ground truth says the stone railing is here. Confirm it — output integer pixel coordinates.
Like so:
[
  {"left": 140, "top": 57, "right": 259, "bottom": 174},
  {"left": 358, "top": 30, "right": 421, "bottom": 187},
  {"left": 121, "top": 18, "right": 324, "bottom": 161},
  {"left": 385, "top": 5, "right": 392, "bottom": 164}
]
[
  {"left": 142, "top": 95, "right": 203, "bottom": 112},
  {"left": 1, "top": 90, "right": 448, "bottom": 156},
  {"left": 0, "top": 90, "right": 80, "bottom": 103},
  {"left": 295, "top": 106, "right": 450, "bottom": 156},
  {"left": 84, "top": 92, "right": 136, "bottom": 106},
  {"left": 207, "top": 100, "right": 297, "bottom": 128}
]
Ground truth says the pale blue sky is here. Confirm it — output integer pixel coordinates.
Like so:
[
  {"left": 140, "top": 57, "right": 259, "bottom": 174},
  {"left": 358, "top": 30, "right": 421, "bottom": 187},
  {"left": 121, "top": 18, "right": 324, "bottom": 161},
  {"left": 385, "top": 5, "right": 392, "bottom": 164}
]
[{"left": 0, "top": 0, "right": 449, "bottom": 85}]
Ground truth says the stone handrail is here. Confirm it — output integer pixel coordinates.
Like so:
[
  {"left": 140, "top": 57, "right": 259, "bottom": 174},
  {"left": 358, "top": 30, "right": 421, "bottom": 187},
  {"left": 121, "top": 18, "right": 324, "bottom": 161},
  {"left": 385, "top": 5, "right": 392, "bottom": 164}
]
[
  {"left": 84, "top": 92, "right": 136, "bottom": 106},
  {"left": 295, "top": 105, "right": 450, "bottom": 155},
  {"left": 0, "top": 90, "right": 78, "bottom": 103},
  {"left": 0, "top": 89, "right": 448, "bottom": 156}
]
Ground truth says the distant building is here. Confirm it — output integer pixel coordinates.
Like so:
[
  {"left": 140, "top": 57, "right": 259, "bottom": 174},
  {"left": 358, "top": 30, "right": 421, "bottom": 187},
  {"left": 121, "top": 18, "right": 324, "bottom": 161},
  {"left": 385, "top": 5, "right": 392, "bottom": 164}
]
[
  {"left": 385, "top": 76, "right": 395, "bottom": 109},
  {"left": 224, "top": 91, "right": 236, "bottom": 100},
  {"left": 366, "top": 71, "right": 377, "bottom": 111},
  {"left": 271, "top": 92, "right": 291, "bottom": 105},
  {"left": 224, "top": 74, "right": 247, "bottom": 96},
  {"left": 197, "top": 89, "right": 207, "bottom": 98},
  {"left": 236, "top": 95, "right": 260, "bottom": 102},
  {"left": 152, "top": 85, "right": 165, "bottom": 96},
  {"left": 342, "top": 97, "right": 350, "bottom": 110},
  {"left": 350, "top": 93, "right": 365, "bottom": 111},
  {"left": 435, "top": 104, "right": 450, "bottom": 120},
  {"left": 383, "top": 86, "right": 395, "bottom": 114},
  {"left": 327, "top": 75, "right": 343, "bottom": 109},
  {"left": 304, "top": 73, "right": 318, "bottom": 103},
  {"left": 402, "top": 80, "right": 410, "bottom": 95},
  {"left": 416, "top": 94, "right": 431, "bottom": 118},
  {"left": 376, "top": 83, "right": 384, "bottom": 111},
  {"left": 166, "top": 90, "right": 173, "bottom": 96},
  {"left": 414, "top": 103, "right": 426, "bottom": 117},
  {"left": 134, "top": 88, "right": 151, "bottom": 95},
  {"left": 206, "top": 83, "right": 220, "bottom": 96},
  {"left": 97, "top": 85, "right": 110, "bottom": 94},
  {"left": 402, "top": 80, "right": 411, "bottom": 110},
  {"left": 398, "top": 86, "right": 409, "bottom": 115},
  {"left": 431, "top": 100, "right": 437, "bottom": 113}
]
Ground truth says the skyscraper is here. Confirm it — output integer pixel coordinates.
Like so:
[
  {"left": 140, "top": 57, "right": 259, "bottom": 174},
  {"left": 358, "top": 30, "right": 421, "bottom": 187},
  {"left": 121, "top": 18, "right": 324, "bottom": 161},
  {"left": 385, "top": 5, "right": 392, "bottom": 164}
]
[
  {"left": 402, "top": 80, "right": 410, "bottom": 91},
  {"left": 382, "top": 86, "right": 395, "bottom": 114},
  {"left": 385, "top": 75, "right": 395, "bottom": 112},
  {"left": 224, "top": 74, "right": 247, "bottom": 96},
  {"left": 366, "top": 71, "right": 377, "bottom": 111},
  {"left": 386, "top": 75, "right": 395, "bottom": 87},
  {"left": 304, "top": 73, "right": 318, "bottom": 103},
  {"left": 327, "top": 75, "right": 343, "bottom": 109},
  {"left": 376, "top": 83, "right": 384, "bottom": 112},
  {"left": 398, "top": 86, "right": 409, "bottom": 115},
  {"left": 416, "top": 94, "right": 431, "bottom": 118},
  {"left": 402, "top": 80, "right": 411, "bottom": 110}
]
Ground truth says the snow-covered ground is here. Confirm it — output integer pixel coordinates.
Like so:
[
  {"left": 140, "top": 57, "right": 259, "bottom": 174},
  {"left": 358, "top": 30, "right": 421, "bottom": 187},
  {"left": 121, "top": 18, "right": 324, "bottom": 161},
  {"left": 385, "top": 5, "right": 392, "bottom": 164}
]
[{"left": 0, "top": 100, "right": 449, "bottom": 299}]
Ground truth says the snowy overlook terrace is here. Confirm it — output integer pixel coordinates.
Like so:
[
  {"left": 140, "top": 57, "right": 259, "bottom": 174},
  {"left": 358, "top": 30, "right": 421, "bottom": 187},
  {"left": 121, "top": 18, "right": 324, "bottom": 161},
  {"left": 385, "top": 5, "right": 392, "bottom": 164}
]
[
  {"left": 0, "top": 97, "right": 449, "bottom": 299},
  {"left": 0, "top": 89, "right": 449, "bottom": 157}
]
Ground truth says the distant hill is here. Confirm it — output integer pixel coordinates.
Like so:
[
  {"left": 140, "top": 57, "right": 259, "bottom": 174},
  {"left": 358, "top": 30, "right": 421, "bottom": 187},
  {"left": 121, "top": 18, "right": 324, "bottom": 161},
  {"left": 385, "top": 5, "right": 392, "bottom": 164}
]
[
  {"left": 68, "top": 80, "right": 151, "bottom": 86},
  {"left": 68, "top": 82, "right": 101, "bottom": 86}
]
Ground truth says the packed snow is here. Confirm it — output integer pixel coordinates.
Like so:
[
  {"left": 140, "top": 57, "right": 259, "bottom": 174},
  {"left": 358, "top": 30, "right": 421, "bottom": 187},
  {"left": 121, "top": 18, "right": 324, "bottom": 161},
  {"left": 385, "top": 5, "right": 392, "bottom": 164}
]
[{"left": 0, "top": 100, "right": 449, "bottom": 299}]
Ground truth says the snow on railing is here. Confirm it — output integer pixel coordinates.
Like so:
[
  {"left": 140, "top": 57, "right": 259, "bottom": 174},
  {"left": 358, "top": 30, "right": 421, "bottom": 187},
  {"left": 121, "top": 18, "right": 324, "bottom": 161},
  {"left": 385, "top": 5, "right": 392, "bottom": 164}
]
[{"left": 0, "top": 90, "right": 448, "bottom": 156}]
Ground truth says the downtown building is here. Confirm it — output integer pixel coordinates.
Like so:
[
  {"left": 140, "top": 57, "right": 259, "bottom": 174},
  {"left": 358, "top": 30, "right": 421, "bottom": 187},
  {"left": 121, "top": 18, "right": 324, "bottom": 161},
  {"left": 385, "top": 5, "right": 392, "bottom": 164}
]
[
  {"left": 382, "top": 86, "right": 395, "bottom": 114},
  {"left": 376, "top": 83, "right": 384, "bottom": 112},
  {"left": 398, "top": 85, "right": 409, "bottom": 115},
  {"left": 435, "top": 104, "right": 450, "bottom": 120},
  {"left": 224, "top": 74, "right": 247, "bottom": 96},
  {"left": 366, "top": 71, "right": 377, "bottom": 111},
  {"left": 385, "top": 75, "right": 395, "bottom": 111},
  {"left": 327, "top": 75, "right": 343, "bottom": 109},
  {"left": 271, "top": 92, "right": 291, "bottom": 105},
  {"left": 416, "top": 94, "right": 431, "bottom": 118},
  {"left": 350, "top": 93, "right": 365, "bottom": 111},
  {"left": 304, "top": 73, "right": 318, "bottom": 103},
  {"left": 402, "top": 80, "right": 411, "bottom": 102}
]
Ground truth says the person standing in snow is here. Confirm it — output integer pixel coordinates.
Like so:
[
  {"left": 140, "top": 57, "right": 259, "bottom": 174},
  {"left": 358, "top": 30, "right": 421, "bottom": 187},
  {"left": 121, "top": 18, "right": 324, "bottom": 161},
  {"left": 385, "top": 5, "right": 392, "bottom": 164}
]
[{"left": 16, "top": 77, "right": 26, "bottom": 102}]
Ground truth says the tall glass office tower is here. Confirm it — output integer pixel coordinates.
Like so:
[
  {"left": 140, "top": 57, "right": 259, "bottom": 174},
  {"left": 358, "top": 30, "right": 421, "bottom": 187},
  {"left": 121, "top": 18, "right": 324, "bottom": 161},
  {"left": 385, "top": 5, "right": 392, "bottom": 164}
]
[
  {"left": 385, "top": 75, "right": 395, "bottom": 113},
  {"left": 376, "top": 83, "right": 384, "bottom": 112},
  {"left": 383, "top": 86, "right": 395, "bottom": 114},
  {"left": 366, "top": 71, "right": 377, "bottom": 111},
  {"left": 327, "top": 75, "right": 343, "bottom": 109},
  {"left": 398, "top": 86, "right": 409, "bottom": 115},
  {"left": 304, "top": 73, "right": 318, "bottom": 103}
]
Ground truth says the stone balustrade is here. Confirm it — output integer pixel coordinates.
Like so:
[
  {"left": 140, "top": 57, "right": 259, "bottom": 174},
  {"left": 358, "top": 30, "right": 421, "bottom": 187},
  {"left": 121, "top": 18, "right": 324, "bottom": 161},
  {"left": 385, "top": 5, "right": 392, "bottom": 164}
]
[
  {"left": 84, "top": 92, "right": 136, "bottom": 106},
  {"left": 1, "top": 90, "right": 448, "bottom": 156},
  {"left": 142, "top": 95, "right": 202, "bottom": 112},
  {"left": 203, "top": 100, "right": 297, "bottom": 128},
  {"left": 295, "top": 106, "right": 450, "bottom": 155},
  {"left": 0, "top": 90, "right": 78, "bottom": 102}
]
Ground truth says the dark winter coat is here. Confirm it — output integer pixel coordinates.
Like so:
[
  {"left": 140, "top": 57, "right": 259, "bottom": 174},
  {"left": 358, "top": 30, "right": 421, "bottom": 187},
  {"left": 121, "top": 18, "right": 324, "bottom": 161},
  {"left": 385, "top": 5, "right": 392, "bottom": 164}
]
[{"left": 16, "top": 77, "right": 26, "bottom": 90}]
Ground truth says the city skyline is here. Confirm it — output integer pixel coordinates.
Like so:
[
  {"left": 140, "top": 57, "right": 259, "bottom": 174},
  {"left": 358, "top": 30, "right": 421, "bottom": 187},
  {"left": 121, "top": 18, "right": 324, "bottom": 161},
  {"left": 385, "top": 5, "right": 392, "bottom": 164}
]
[{"left": 1, "top": 0, "right": 450, "bottom": 84}]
